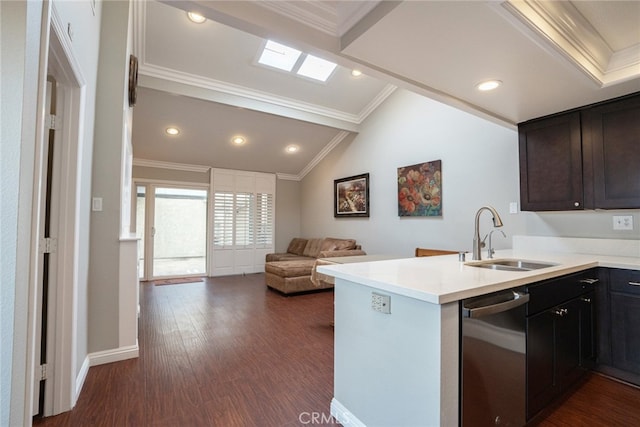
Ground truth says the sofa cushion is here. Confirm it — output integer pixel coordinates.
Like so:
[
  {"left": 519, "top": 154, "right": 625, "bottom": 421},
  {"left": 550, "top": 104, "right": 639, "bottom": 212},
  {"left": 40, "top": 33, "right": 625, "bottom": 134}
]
[
  {"left": 265, "top": 260, "right": 316, "bottom": 278},
  {"left": 302, "top": 238, "right": 324, "bottom": 258},
  {"left": 265, "top": 253, "right": 313, "bottom": 262},
  {"left": 320, "top": 237, "right": 356, "bottom": 252},
  {"left": 287, "top": 238, "right": 308, "bottom": 256}
]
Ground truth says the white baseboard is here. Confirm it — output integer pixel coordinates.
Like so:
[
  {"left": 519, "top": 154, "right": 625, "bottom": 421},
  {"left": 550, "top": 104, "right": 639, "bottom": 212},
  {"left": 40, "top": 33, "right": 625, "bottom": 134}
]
[
  {"left": 331, "top": 398, "right": 366, "bottom": 427},
  {"left": 88, "top": 342, "right": 139, "bottom": 367},
  {"left": 74, "top": 356, "right": 90, "bottom": 405}
]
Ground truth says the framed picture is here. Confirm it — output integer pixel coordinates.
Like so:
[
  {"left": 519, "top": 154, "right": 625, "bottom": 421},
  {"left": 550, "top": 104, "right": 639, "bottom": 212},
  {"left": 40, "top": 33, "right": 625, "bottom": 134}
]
[
  {"left": 334, "top": 173, "right": 370, "bottom": 217},
  {"left": 397, "top": 160, "right": 442, "bottom": 217}
]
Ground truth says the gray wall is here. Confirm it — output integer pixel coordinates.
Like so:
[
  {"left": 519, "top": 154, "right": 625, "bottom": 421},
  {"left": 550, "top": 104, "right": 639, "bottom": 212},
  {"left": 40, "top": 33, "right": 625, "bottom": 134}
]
[
  {"left": 53, "top": 0, "right": 103, "bottom": 386},
  {"left": 300, "top": 89, "right": 526, "bottom": 257},
  {"left": 88, "top": 0, "right": 131, "bottom": 353},
  {"left": 275, "top": 178, "right": 302, "bottom": 252},
  {"left": 133, "top": 165, "right": 210, "bottom": 184}
]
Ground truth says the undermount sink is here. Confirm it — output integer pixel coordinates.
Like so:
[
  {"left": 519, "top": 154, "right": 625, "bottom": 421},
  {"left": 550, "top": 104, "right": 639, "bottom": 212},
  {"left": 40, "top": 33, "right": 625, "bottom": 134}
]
[{"left": 467, "top": 259, "right": 557, "bottom": 272}]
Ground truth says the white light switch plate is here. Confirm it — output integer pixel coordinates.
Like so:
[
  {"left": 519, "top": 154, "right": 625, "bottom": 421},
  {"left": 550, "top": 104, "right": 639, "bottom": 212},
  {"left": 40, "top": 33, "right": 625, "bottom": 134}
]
[{"left": 92, "top": 197, "right": 103, "bottom": 211}]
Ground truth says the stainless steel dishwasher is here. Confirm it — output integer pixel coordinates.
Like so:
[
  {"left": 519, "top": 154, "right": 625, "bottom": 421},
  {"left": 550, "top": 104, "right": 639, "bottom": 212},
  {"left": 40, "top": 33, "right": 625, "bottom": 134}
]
[{"left": 460, "top": 287, "right": 529, "bottom": 427}]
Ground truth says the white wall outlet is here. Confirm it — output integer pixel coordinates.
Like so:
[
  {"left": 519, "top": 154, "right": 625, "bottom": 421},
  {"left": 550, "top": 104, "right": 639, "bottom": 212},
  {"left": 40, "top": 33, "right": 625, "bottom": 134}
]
[
  {"left": 613, "top": 215, "right": 633, "bottom": 230},
  {"left": 509, "top": 202, "right": 518, "bottom": 214},
  {"left": 371, "top": 292, "right": 391, "bottom": 314}
]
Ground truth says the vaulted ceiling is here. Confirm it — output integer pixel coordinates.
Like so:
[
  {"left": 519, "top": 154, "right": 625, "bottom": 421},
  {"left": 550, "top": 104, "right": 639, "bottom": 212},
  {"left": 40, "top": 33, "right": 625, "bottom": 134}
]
[{"left": 132, "top": 1, "right": 640, "bottom": 178}]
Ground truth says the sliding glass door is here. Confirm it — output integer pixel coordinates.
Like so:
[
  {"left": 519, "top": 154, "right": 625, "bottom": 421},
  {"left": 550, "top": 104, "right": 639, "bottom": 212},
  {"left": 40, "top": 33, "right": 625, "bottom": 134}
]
[{"left": 136, "top": 183, "right": 208, "bottom": 280}]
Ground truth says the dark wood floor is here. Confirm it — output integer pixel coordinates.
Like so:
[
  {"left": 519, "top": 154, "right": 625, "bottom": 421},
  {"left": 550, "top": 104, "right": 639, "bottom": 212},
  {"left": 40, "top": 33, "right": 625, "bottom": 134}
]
[{"left": 34, "top": 273, "right": 639, "bottom": 426}]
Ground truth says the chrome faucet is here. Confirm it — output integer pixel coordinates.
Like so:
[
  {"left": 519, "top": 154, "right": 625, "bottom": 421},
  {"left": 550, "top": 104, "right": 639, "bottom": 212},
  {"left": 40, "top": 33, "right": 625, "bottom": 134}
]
[
  {"left": 472, "top": 206, "right": 504, "bottom": 261},
  {"left": 487, "top": 229, "right": 506, "bottom": 259}
]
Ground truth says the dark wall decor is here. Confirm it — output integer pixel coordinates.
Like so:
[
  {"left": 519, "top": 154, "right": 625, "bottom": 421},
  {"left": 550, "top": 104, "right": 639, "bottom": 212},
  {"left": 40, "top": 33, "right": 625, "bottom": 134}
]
[
  {"left": 334, "top": 173, "right": 370, "bottom": 217},
  {"left": 397, "top": 160, "right": 442, "bottom": 217},
  {"left": 128, "top": 54, "right": 138, "bottom": 107}
]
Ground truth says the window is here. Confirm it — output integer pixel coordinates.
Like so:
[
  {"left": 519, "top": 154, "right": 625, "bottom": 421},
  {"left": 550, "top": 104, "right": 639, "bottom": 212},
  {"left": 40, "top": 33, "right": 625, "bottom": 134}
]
[{"left": 257, "top": 40, "right": 337, "bottom": 82}]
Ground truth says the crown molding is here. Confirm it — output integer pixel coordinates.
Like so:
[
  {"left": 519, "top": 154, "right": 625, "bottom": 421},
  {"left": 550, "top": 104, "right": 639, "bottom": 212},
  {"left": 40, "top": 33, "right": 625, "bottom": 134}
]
[
  {"left": 298, "top": 130, "right": 350, "bottom": 180},
  {"left": 276, "top": 173, "right": 301, "bottom": 181},
  {"left": 500, "top": 0, "right": 640, "bottom": 87},
  {"left": 255, "top": 1, "right": 338, "bottom": 36},
  {"left": 133, "top": 158, "right": 210, "bottom": 173},
  {"left": 140, "top": 62, "right": 365, "bottom": 124},
  {"left": 357, "top": 84, "right": 396, "bottom": 122},
  {"left": 274, "top": 131, "right": 351, "bottom": 181}
]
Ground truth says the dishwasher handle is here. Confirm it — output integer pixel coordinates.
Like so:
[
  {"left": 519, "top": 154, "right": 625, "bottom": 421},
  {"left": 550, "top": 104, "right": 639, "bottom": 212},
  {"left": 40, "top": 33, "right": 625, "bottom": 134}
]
[{"left": 463, "top": 291, "right": 530, "bottom": 318}]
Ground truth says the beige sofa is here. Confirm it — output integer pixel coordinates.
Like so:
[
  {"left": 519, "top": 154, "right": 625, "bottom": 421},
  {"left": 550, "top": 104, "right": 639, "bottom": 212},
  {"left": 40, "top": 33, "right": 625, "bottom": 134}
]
[{"left": 265, "top": 237, "right": 366, "bottom": 294}]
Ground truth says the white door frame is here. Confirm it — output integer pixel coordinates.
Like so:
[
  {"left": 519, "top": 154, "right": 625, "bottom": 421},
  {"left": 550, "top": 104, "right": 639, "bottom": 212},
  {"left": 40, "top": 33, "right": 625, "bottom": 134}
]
[
  {"left": 26, "top": 3, "right": 87, "bottom": 419},
  {"left": 134, "top": 180, "right": 210, "bottom": 280}
]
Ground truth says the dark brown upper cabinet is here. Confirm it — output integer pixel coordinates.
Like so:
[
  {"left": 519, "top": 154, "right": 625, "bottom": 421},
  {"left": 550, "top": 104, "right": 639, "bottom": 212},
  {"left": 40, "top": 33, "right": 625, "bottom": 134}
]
[{"left": 519, "top": 93, "right": 640, "bottom": 211}]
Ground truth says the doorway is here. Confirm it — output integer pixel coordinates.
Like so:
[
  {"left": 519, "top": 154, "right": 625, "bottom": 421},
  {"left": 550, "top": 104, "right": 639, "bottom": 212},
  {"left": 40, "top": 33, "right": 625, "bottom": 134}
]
[{"left": 136, "top": 184, "right": 208, "bottom": 280}]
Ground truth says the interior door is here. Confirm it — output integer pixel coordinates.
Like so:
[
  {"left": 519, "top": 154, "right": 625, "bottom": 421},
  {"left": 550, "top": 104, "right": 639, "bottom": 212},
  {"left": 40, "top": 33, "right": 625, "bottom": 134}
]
[{"left": 33, "top": 76, "right": 61, "bottom": 417}]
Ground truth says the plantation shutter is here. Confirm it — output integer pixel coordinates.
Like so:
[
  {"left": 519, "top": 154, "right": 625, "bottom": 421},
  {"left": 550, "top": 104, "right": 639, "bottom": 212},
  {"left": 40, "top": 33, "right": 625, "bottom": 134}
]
[
  {"left": 211, "top": 169, "right": 275, "bottom": 276},
  {"left": 213, "top": 192, "right": 234, "bottom": 248},
  {"left": 234, "top": 192, "right": 254, "bottom": 247},
  {"left": 255, "top": 193, "right": 274, "bottom": 248}
]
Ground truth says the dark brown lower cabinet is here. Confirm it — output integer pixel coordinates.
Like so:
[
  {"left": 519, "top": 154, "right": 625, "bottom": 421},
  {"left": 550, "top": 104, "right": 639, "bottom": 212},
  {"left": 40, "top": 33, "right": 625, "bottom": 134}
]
[
  {"left": 526, "top": 271, "right": 597, "bottom": 421},
  {"left": 601, "top": 269, "right": 640, "bottom": 385}
]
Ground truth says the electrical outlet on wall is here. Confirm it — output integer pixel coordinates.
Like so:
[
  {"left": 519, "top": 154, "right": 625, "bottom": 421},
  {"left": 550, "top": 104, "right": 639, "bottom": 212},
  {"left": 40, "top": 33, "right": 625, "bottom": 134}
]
[
  {"left": 371, "top": 292, "right": 391, "bottom": 314},
  {"left": 613, "top": 215, "right": 633, "bottom": 230}
]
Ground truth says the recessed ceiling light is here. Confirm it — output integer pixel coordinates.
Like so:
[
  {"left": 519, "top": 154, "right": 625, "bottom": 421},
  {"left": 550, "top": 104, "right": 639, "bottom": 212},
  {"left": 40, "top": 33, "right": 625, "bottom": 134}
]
[
  {"left": 232, "top": 136, "right": 246, "bottom": 145},
  {"left": 476, "top": 80, "right": 502, "bottom": 91},
  {"left": 285, "top": 144, "right": 299, "bottom": 153},
  {"left": 351, "top": 69, "right": 363, "bottom": 77},
  {"left": 187, "top": 12, "right": 206, "bottom": 24},
  {"left": 166, "top": 127, "right": 180, "bottom": 135}
]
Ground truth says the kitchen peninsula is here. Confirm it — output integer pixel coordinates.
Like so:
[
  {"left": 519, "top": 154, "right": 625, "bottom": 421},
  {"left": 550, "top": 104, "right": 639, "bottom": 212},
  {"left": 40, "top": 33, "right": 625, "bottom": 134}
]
[{"left": 317, "top": 236, "right": 640, "bottom": 427}]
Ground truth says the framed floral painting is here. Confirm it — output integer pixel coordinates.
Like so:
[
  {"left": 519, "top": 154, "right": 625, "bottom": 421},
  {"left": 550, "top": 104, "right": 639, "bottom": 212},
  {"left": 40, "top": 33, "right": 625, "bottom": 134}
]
[
  {"left": 334, "top": 173, "right": 369, "bottom": 217},
  {"left": 397, "top": 160, "right": 442, "bottom": 217}
]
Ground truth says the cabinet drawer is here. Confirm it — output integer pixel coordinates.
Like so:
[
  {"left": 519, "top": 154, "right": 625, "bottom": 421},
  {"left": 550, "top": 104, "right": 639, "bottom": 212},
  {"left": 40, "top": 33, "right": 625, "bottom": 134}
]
[
  {"left": 527, "top": 269, "right": 599, "bottom": 316},
  {"left": 610, "top": 269, "right": 640, "bottom": 295}
]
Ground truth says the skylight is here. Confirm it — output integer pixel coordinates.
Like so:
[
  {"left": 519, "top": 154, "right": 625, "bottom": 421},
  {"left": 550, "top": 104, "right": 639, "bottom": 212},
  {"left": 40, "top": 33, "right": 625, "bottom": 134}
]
[
  {"left": 297, "top": 54, "right": 337, "bottom": 82},
  {"left": 258, "top": 40, "right": 301, "bottom": 72},
  {"left": 257, "top": 40, "right": 338, "bottom": 83}
]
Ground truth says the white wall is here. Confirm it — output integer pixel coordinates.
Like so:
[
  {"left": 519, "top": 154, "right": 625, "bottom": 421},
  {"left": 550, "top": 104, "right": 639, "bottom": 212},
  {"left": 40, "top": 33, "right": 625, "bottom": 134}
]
[
  {"left": 523, "top": 210, "right": 640, "bottom": 240},
  {"left": 301, "top": 89, "right": 525, "bottom": 256},
  {"left": 1, "top": 2, "right": 44, "bottom": 424}
]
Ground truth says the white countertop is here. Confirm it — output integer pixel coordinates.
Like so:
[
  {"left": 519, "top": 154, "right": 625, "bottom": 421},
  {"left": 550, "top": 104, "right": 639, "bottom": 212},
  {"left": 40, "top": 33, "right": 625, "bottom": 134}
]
[{"left": 317, "top": 249, "right": 640, "bottom": 305}]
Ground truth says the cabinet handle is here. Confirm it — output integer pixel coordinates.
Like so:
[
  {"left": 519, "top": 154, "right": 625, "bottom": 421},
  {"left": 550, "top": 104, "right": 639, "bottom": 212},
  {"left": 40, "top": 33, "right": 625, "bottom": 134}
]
[
  {"left": 629, "top": 281, "right": 640, "bottom": 287},
  {"left": 574, "top": 202, "right": 580, "bottom": 207},
  {"left": 580, "top": 278, "right": 599, "bottom": 285},
  {"left": 553, "top": 308, "right": 568, "bottom": 317},
  {"left": 581, "top": 297, "right": 591, "bottom": 303}
]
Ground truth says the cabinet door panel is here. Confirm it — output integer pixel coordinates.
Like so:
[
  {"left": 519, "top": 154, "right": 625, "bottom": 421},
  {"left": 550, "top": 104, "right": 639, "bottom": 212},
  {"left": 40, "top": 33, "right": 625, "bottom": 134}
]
[
  {"left": 556, "top": 298, "right": 582, "bottom": 389},
  {"left": 527, "top": 310, "right": 555, "bottom": 419},
  {"left": 519, "top": 112, "right": 583, "bottom": 211},
  {"left": 580, "top": 291, "right": 597, "bottom": 369},
  {"left": 610, "top": 293, "right": 640, "bottom": 375},
  {"left": 584, "top": 93, "right": 640, "bottom": 209}
]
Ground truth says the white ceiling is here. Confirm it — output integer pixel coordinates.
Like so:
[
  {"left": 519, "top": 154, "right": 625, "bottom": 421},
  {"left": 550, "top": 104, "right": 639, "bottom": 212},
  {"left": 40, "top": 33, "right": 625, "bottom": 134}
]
[{"left": 132, "top": 0, "right": 640, "bottom": 178}]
